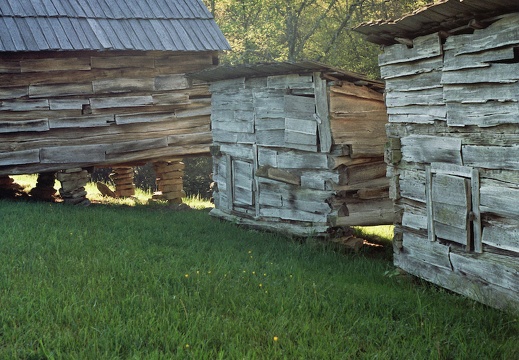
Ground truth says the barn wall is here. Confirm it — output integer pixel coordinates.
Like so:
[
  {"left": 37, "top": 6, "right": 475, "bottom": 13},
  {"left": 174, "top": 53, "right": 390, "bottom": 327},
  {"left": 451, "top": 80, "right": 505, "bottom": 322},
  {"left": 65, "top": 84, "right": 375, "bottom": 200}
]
[
  {"left": 0, "top": 50, "right": 218, "bottom": 175},
  {"left": 382, "top": 13, "right": 519, "bottom": 311},
  {"left": 210, "top": 72, "right": 393, "bottom": 237}
]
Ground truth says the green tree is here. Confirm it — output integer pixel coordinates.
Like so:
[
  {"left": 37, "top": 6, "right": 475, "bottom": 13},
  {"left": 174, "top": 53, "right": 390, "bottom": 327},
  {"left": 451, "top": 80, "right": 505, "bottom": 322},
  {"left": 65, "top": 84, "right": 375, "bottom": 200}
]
[{"left": 204, "top": 0, "right": 431, "bottom": 77}]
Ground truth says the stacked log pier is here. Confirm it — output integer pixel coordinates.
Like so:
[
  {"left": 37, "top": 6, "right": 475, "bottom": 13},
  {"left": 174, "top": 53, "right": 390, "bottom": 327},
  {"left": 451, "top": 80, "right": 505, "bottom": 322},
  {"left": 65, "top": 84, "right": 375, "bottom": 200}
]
[
  {"left": 57, "top": 168, "right": 90, "bottom": 206},
  {"left": 153, "top": 160, "right": 185, "bottom": 203},
  {"left": 110, "top": 167, "right": 135, "bottom": 198}
]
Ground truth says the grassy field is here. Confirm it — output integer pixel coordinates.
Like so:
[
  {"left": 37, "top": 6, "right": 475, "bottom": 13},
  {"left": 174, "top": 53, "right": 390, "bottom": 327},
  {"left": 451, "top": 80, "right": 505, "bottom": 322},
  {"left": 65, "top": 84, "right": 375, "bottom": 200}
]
[{"left": 0, "top": 177, "right": 517, "bottom": 359}]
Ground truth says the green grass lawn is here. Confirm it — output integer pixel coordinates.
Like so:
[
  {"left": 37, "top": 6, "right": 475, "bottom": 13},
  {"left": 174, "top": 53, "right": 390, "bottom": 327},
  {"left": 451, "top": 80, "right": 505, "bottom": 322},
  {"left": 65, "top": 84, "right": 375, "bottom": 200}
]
[{"left": 0, "top": 178, "right": 518, "bottom": 359}]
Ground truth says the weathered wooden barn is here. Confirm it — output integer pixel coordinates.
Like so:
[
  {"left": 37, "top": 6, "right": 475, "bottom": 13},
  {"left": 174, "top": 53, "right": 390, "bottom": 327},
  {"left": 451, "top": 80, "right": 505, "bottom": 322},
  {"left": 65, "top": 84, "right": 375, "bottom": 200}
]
[
  {"left": 0, "top": 0, "right": 229, "bottom": 204},
  {"left": 356, "top": 0, "right": 519, "bottom": 310},
  {"left": 191, "top": 62, "right": 394, "bottom": 237}
]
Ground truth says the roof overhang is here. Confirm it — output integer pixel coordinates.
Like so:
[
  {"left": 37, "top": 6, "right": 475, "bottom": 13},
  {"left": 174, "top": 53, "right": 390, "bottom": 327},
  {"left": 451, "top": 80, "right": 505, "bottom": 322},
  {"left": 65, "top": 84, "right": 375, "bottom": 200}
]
[
  {"left": 189, "top": 61, "right": 384, "bottom": 91},
  {"left": 354, "top": 0, "right": 519, "bottom": 46}
]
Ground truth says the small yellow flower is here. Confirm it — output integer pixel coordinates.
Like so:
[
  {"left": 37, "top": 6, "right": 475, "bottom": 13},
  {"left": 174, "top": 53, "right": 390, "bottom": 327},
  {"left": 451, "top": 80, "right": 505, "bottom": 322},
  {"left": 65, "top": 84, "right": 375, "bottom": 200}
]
[
  {"left": 185, "top": 344, "right": 190, "bottom": 348},
  {"left": 259, "top": 283, "right": 263, "bottom": 288},
  {"left": 273, "top": 336, "right": 279, "bottom": 342},
  {"left": 196, "top": 271, "right": 200, "bottom": 275},
  {"left": 263, "top": 273, "right": 267, "bottom": 277},
  {"left": 248, "top": 250, "right": 252, "bottom": 254},
  {"left": 184, "top": 274, "right": 189, "bottom": 278},
  {"left": 252, "top": 271, "right": 256, "bottom": 275}
]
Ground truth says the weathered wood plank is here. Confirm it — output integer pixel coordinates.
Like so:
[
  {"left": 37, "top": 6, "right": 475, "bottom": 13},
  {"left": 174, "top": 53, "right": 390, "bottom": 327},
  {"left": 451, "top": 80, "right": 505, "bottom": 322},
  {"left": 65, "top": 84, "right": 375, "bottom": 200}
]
[
  {"left": 106, "top": 138, "right": 169, "bottom": 155},
  {"left": 402, "top": 232, "right": 452, "bottom": 270},
  {"left": 402, "top": 211, "right": 427, "bottom": 231},
  {"left": 443, "top": 46, "right": 516, "bottom": 71},
  {"left": 443, "top": 13, "right": 519, "bottom": 56},
  {"left": 447, "top": 101, "right": 519, "bottom": 127},
  {"left": 0, "top": 149, "right": 40, "bottom": 166},
  {"left": 442, "top": 64, "right": 519, "bottom": 85},
  {"left": 212, "top": 120, "right": 254, "bottom": 134},
  {"left": 154, "top": 75, "right": 189, "bottom": 91},
  {"left": 90, "top": 95, "right": 154, "bottom": 109},
  {"left": 463, "top": 145, "right": 519, "bottom": 170},
  {"left": 450, "top": 251, "right": 519, "bottom": 294},
  {"left": 482, "top": 221, "right": 519, "bottom": 254},
  {"left": 40, "top": 144, "right": 106, "bottom": 163},
  {"left": 381, "top": 57, "right": 443, "bottom": 80},
  {"left": 379, "top": 33, "right": 442, "bottom": 66},
  {"left": 284, "top": 94, "right": 314, "bottom": 117},
  {"left": 330, "top": 81, "right": 383, "bottom": 101},
  {"left": 49, "top": 99, "right": 90, "bottom": 110},
  {"left": 443, "top": 82, "right": 518, "bottom": 103},
  {"left": 472, "top": 168, "right": 482, "bottom": 253},
  {"left": 167, "top": 132, "right": 212, "bottom": 146},
  {"left": 48, "top": 114, "right": 113, "bottom": 128},
  {"left": 1, "top": 99, "right": 49, "bottom": 111},
  {"left": 20, "top": 58, "right": 91, "bottom": 72},
  {"left": 90, "top": 55, "right": 155, "bottom": 69},
  {"left": 93, "top": 78, "right": 154, "bottom": 93},
  {"left": 432, "top": 174, "right": 469, "bottom": 206},
  {"left": 220, "top": 144, "right": 254, "bottom": 160},
  {"left": 480, "top": 179, "right": 519, "bottom": 217},
  {"left": 385, "top": 88, "right": 443, "bottom": 108},
  {"left": 0, "top": 118, "right": 49, "bottom": 133},
  {"left": 0, "top": 86, "right": 28, "bottom": 99},
  {"left": 29, "top": 83, "right": 93, "bottom": 98},
  {"left": 394, "top": 251, "right": 519, "bottom": 311},
  {"left": 266, "top": 74, "right": 313, "bottom": 89},
  {"left": 385, "top": 71, "right": 442, "bottom": 92},
  {"left": 401, "top": 135, "right": 462, "bottom": 165}
]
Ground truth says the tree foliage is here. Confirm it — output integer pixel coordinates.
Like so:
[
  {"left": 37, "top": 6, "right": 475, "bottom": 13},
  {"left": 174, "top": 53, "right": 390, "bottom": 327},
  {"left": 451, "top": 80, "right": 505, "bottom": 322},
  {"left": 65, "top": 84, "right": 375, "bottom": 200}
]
[{"left": 204, "top": 0, "right": 432, "bottom": 78}]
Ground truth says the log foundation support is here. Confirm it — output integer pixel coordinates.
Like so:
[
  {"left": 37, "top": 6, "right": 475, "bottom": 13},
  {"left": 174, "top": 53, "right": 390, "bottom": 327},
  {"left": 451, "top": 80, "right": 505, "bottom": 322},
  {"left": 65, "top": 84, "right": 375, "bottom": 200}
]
[
  {"left": 57, "top": 168, "right": 91, "bottom": 206},
  {"left": 152, "top": 160, "right": 185, "bottom": 204},
  {"left": 29, "top": 172, "right": 57, "bottom": 201},
  {"left": 110, "top": 167, "right": 135, "bottom": 198}
]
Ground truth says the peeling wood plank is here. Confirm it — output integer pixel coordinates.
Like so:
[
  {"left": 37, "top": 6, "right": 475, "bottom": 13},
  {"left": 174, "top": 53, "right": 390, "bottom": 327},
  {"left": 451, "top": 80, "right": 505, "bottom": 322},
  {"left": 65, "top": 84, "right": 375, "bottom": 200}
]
[
  {"left": 314, "top": 74, "right": 332, "bottom": 153},
  {"left": 0, "top": 86, "right": 28, "bottom": 99},
  {"left": 482, "top": 222, "right": 519, "bottom": 254},
  {"left": 49, "top": 99, "right": 90, "bottom": 110},
  {"left": 441, "top": 64, "right": 519, "bottom": 85},
  {"left": 480, "top": 179, "right": 519, "bottom": 217},
  {"left": 115, "top": 112, "right": 176, "bottom": 125},
  {"left": 379, "top": 33, "right": 442, "bottom": 66},
  {"left": 381, "top": 57, "right": 443, "bottom": 80}
]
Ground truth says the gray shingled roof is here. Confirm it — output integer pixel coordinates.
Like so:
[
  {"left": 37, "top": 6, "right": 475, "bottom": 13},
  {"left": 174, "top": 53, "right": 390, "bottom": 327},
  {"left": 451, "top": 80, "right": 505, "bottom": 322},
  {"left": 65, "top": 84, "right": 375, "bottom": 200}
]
[
  {"left": 355, "top": 0, "right": 519, "bottom": 45},
  {"left": 0, "top": 0, "right": 230, "bottom": 52}
]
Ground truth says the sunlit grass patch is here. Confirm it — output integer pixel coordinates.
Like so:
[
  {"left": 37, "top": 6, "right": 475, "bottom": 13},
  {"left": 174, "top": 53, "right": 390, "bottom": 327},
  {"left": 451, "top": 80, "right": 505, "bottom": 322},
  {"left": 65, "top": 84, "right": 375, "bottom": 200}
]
[{"left": 0, "top": 200, "right": 517, "bottom": 358}]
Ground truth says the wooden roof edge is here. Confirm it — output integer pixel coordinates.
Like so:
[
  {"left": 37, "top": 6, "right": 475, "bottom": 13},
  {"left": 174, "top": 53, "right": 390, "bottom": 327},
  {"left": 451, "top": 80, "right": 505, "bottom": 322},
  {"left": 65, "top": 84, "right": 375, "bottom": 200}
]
[
  {"left": 354, "top": 0, "right": 519, "bottom": 45},
  {"left": 188, "top": 61, "right": 384, "bottom": 90}
]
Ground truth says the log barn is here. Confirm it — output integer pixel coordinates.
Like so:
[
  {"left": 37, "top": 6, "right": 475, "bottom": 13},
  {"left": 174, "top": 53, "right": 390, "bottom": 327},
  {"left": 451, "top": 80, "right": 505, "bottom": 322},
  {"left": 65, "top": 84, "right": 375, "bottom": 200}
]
[
  {"left": 356, "top": 0, "right": 519, "bottom": 311},
  {"left": 191, "top": 62, "right": 394, "bottom": 237},
  {"left": 0, "top": 0, "right": 229, "bottom": 204}
]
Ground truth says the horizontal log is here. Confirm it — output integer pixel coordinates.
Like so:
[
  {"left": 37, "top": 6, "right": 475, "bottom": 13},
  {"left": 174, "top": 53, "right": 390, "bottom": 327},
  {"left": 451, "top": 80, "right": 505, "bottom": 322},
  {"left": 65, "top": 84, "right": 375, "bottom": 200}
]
[
  {"left": 48, "top": 114, "right": 113, "bottom": 129},
  {"left": 402, "top": 232, "right": 452, "bottom": 270},
  {"left": 0, "top": 149, "right": 40, "bottom": 166},
  {"left": 379, "top": 33, "right": 441, "bottom": 66},
  {"left": 330, "top": 82, "right": 383, "bottom": 101},
  {"left": 90, "top": 95, "right": 154, "bottom": 109},
  {"left": 401, "top": 135, "right": 462, "bottom": 165},
  {"left": 29, "top": 82, "right": 93, "bottom": 98},
  {"left": 0, "top": 118, "right": 49, "bottom": 133}
]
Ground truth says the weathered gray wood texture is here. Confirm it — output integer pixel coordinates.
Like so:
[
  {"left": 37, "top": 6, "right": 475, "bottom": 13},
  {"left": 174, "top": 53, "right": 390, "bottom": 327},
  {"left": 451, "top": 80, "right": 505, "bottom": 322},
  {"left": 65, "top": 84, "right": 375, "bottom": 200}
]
[
  {"left": 210, "top": 71, "right": 392, "bottom": 236},
  {"left": 381, "top": 13, "right": 519, "bottom": 312},
  {"left": 0, "top": 51, "right": 218, "bottom": 175}
]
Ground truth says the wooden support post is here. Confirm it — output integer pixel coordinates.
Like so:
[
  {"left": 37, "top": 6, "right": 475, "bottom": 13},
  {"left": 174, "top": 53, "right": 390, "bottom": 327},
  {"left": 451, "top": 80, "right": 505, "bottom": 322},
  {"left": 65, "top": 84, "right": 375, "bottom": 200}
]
[
  {"left": 152, "top": 160, "right": 185, "bottom": 204},
  {"left": 57, "top": 168, "right": 91, "bottom": 206},
  {"left": 110, "top": 167, "right": 135, "bottom": 198},
  {"left": 29, "top": 172, "right": 57, "bottom": 201}
]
